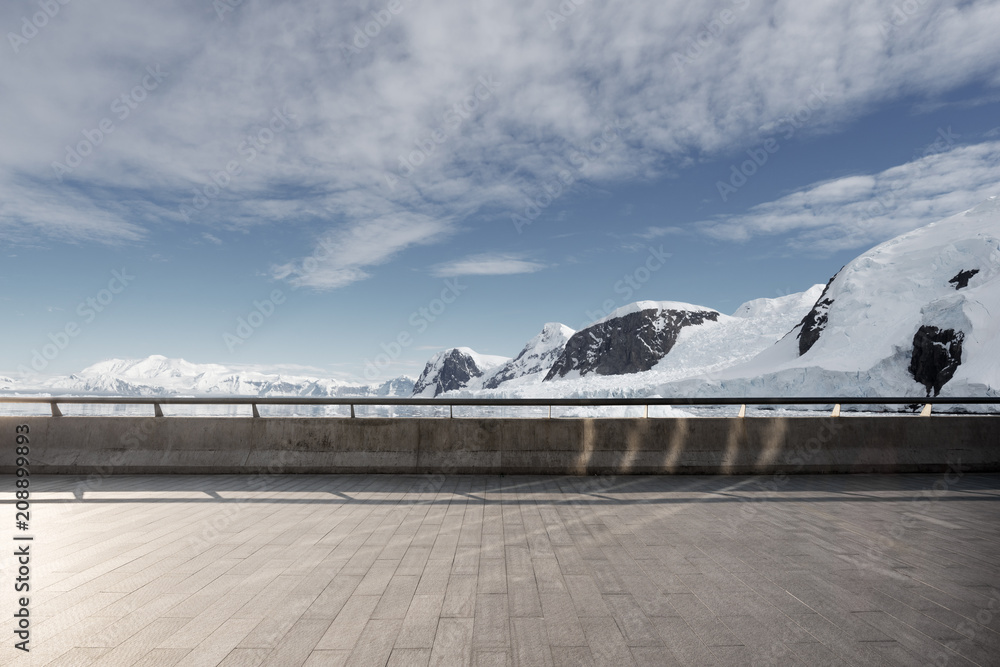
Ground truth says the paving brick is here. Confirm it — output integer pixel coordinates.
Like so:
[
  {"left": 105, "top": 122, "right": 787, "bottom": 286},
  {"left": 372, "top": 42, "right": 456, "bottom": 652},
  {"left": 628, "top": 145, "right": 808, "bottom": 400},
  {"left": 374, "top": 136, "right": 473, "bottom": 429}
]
[
  {"left": 474, "top": 594, "right": 511, "bottom": 650},
  {"left": 429, "top": 618, "right": 474, "bottom": 666},
  {"left": 396, "top": 594, "right": 445, "bottom": 649},
  {"left": 442, "top": 574, "right": 478, "bottom": 618},
  {"left": 8, "top": 473, "right": 999, "bottom": 666},
  {"left": 580, "top": 616, "right": 636, "bottom": 666},
  {"left": 315, "top": 596, "right": 379, "bottom": 650}
]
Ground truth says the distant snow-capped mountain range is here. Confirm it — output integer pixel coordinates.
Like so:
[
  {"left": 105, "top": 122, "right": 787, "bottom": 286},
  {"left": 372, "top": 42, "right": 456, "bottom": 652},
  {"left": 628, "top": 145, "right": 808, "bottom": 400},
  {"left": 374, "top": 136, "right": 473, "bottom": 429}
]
[
  {"left": 4, "top": 356, "right": 415, "bottom": 398},
  {"left": 3, "top": 198, "right": 997, "bottom": 400}
]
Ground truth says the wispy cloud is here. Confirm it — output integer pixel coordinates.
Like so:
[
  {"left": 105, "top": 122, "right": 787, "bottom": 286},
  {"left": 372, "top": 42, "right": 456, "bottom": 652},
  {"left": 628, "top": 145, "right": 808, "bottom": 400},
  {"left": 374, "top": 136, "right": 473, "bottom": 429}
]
[
  {"left": 698, "top": 141, "right": 1000, "bottom": 252},
  {"left": 0, "top": 178, "right": 147, "bottom": 245},
  {"left": 636, "top": 226, "right": 687, "bottom": 240},
  {"left": 430, "top": 253, "right": 547, "bottom": 278},
  {"left": 272, "top": 214, "right": 452, "bottom": 289}
]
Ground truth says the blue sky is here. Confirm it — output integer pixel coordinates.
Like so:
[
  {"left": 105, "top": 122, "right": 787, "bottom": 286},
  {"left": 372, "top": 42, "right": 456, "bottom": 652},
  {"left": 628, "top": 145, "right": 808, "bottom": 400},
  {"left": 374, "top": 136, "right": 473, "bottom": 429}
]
[{"left": 2, "top": 0, "right": 999, "bottom": 382}]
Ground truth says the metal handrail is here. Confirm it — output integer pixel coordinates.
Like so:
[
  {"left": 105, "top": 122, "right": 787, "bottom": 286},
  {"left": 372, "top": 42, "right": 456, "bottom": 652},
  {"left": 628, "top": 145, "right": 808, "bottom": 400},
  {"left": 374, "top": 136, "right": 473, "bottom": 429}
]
[
  {"left": 0, "top": 396, "right": 995, "bottom": 406},
  {"left": 0, "top": 395, "right": 996, "bottom": 419}
]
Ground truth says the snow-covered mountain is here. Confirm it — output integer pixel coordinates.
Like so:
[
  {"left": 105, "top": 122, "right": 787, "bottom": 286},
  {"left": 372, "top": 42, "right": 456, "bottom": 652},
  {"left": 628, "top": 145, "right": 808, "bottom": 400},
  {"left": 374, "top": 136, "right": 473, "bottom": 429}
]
[
  {"left": 422, "top": 198, "right": 998, "bottom": 400},
  {"left": 483, "top": 323, "right": 575, "bottom": 389},
  {"left": 680, "top": 196, "right": 1000, "bottom": 398},
  {"left": 373, "top": 376, "right": 418, "bottom": 396},
  {"left": 454, "top": 285, "right": 823, "bottom": 398},
  {"left": 546, "top": 302, "right": 721, "bottom": 380},
  {"left": 411, "top": 348, "right": 509, "bottom": 397},
  {"left": 11, "top": 355, "right": 414, "bottom": 398},
  {"left": 3, "top": 199, "right": 995, "bottom": 403}
]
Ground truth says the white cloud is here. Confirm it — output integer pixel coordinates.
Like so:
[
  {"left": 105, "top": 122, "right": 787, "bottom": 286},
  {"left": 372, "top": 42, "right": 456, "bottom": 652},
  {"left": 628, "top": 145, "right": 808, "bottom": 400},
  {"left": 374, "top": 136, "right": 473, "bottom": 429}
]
[
  {"left": 430, "top": 253, "right": 547, "bottom": 278},
  {"left": 272, "top": 213, "right": 452, "bottom": 289},
  {"left": 698, "top": 141, "right": 1000, "bottom": 252},
  {"left": 2, "top": 0, "right": 1000, "bottom": 280},
  {"left": 637, "top": 226, "right": 687, "bottom": 239},
  {"left": 0, "top": 179, "right": 146, "bottom": 245}
]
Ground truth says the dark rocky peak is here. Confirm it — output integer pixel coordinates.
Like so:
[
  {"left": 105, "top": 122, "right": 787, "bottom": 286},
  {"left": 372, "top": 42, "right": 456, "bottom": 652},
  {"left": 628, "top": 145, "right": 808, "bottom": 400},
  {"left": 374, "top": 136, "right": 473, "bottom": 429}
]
[
  {"left": 545, "top": 305, "right": 719, "bottom": 380},
  {"left": 412, "top": 348, "right": 486, "bottom": 397},
  {"left": 948, "top": 269, "right": 980, "bottom": 290}
]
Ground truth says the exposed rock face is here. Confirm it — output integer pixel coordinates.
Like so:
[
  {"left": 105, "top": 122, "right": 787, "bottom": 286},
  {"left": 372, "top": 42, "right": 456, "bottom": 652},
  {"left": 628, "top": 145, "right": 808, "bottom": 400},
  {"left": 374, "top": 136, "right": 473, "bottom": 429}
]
[
  {"left": 544, "top": 308, "right": 719, "bottom": 380},
  {"left": 908, "top": 326, "right": 965, "bottom": 397},
  {"left": 949, "top": 269, "right": 980, "bottom": 290},
  {"left": 484, "top": 323, "right": 574, "bottom": 389},
  {"left": 796, "top": 272, "right": 839, "bottom": 356},
  {"left": 412, "top": 349, "right": 486, "bottom": 397}
]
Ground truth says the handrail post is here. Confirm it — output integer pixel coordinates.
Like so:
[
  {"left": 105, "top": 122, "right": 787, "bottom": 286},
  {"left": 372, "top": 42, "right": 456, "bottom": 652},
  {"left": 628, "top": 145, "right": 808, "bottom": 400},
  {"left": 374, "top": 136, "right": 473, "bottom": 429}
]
[
  {"left": 50, "top": 402, "right": 62, "bottom": 417},
  {"left": 154, "top": 403, "right": 164, "bottom": 418},
  {"left": 831, "top": 404, "right": 841, "bottom": 418},
  {"left": 449, "top": 405, "right": 453, "bottom": 419},
  {"left": 252, "top": 403, "right": 260, "bottom": 418},
  {"left": 644, "top": 404, "right": 648, "bottom": 419},
  {"left": 921, "top": 403, "right": 932, "bottom": 417},
  {"left": 548, "top": 405, "right": 552, "bottom": 419},
  {"left": 738, "top": 404, "right": 746, "bottom": 418},
  {"left": 350, "top": 404, "right": 355, "bottom": 418}
]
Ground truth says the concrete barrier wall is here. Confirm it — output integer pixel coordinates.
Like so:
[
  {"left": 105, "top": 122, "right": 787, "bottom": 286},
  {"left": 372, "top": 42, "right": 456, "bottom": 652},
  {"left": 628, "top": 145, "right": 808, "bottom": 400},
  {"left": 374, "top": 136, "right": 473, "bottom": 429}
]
[{"left": 1, "top": 416, "right": 997, "bottom": 475}]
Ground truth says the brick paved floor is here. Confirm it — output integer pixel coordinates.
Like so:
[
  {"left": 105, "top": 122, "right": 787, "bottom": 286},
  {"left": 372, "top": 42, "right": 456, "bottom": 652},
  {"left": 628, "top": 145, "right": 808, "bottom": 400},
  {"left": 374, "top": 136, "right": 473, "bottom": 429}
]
[{"left": 1, "top": 474, "right": 999, "bottom": 666}]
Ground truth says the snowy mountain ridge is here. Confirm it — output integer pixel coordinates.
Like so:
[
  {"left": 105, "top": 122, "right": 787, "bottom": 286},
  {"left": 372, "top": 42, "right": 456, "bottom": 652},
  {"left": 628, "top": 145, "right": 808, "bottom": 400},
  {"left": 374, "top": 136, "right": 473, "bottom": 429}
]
[
  {"left": 483, "top": 323, "right": 575, "bottom": 390},
  {"left": 546, "top": 305, "right": 722, "bottom": 380},
  {"left": 435, "top": 198, "right": 999, "bottom": 399},
  {"left": 675, "top": 197, "right": 1000, "bottom": 398},
  {"left": 457, "top": 284, "right": 826, "bottom": 398},
  {"left": 10, "top": 356, "right": 415, "bottom": 398},
  {"left": 3, "top": 198, "right": 996, "bottom": 401},
  {"left": 411, "top": 348, "right": 510, "bottom": 397},
  {"left": 590, "top": 300, "right": 719, "bottom": 325}
]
